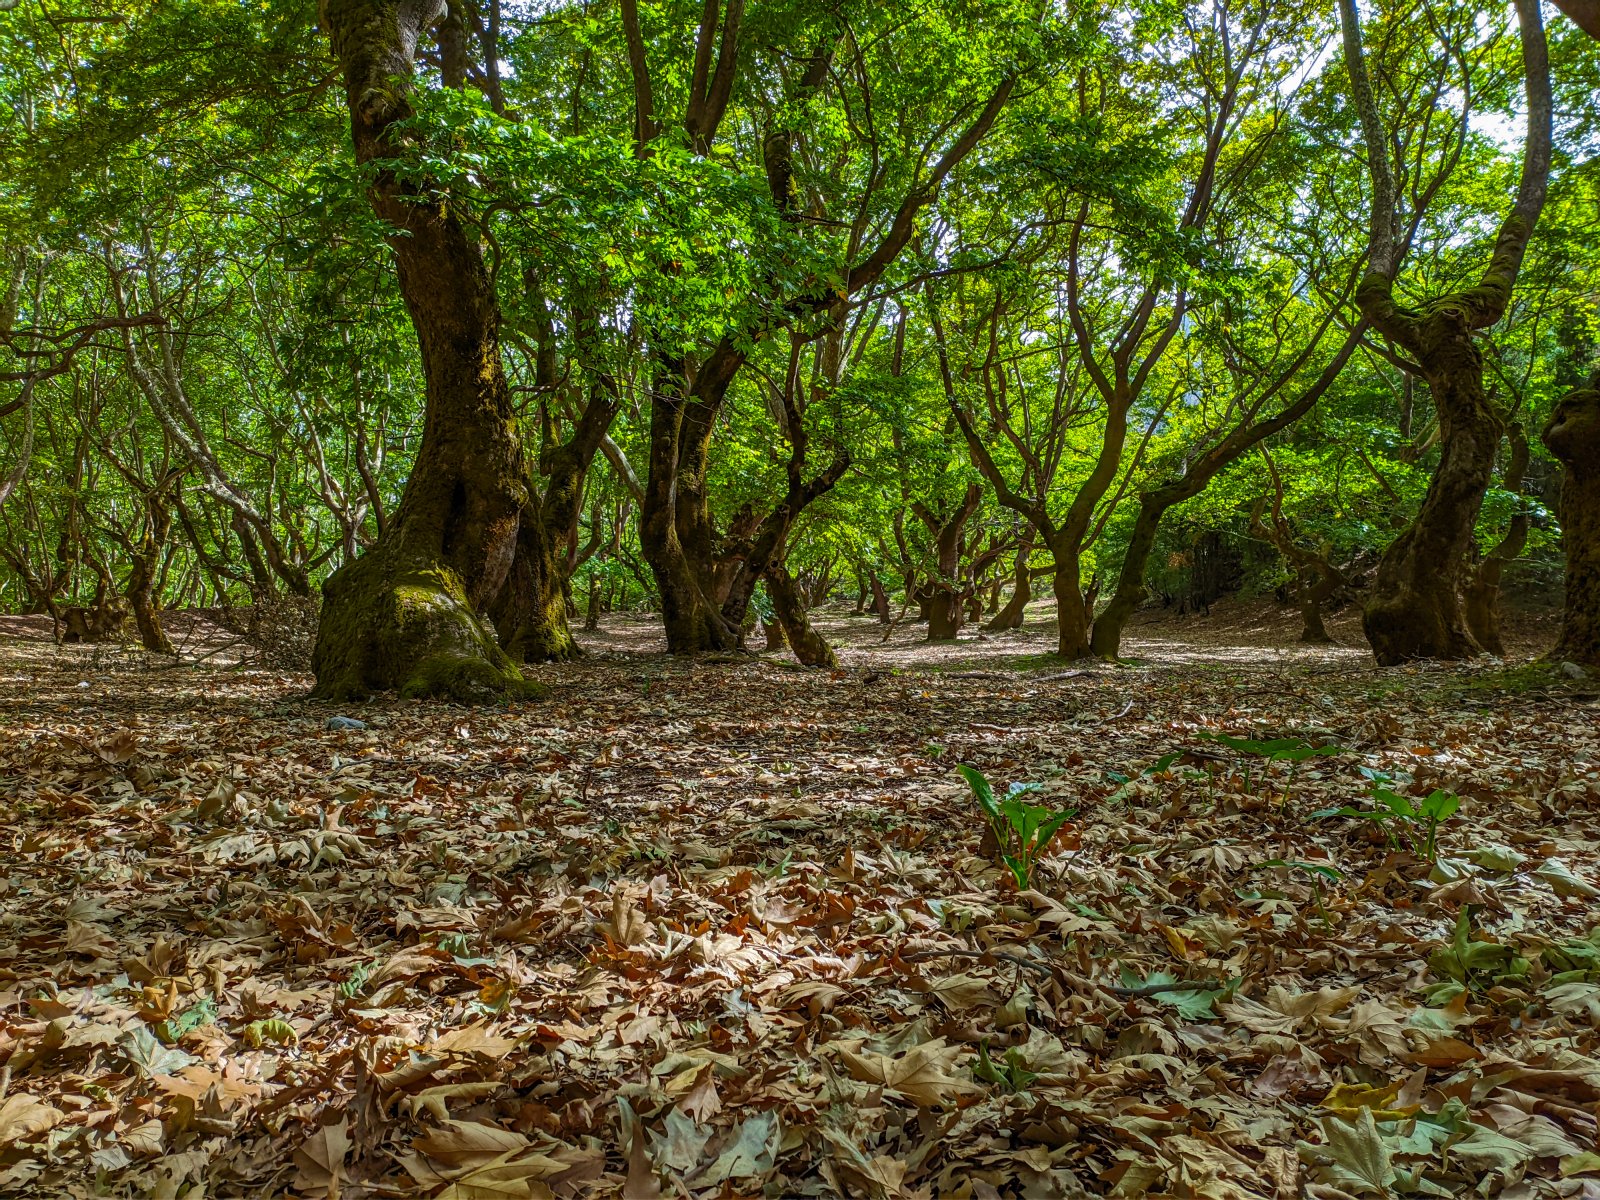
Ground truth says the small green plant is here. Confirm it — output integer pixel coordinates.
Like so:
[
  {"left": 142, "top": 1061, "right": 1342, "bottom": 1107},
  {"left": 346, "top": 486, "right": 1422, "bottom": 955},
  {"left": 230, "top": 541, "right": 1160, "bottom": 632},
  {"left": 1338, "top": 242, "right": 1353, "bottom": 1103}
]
[
  {"left": 1425, "top": 907, "right": 1529, "bottom": 1002},
  {"left": 957, "top": 765, "right": 1076, "bottom": 889},
  {"left": 973, "top": 1041, "right": 1039, "bottom": 1093},
  {"left": 1198, "top": 732, "right": 1342, "bottom": 801},
  {"left": 1313, "top": 783, "right": 1460, "bottom": 863},
  {"left": 336, "top": 962, "right": 371, "bottom": 1001}
]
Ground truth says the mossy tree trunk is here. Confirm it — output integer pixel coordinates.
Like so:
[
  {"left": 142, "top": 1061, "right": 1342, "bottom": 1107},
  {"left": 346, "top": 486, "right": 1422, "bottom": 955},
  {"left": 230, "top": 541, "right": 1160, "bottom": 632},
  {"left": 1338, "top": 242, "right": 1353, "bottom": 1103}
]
[
  {"left": 1359, "top": 325, "right": 1508, "bottom": 663},
  {"left": 313, "top": 0, "right": 531, "bottom": 702},
  {"left": 1338, "top": 0, "right": 1550, "bottom": 666},
  {"left": 640, "top": 357, "right": 744, "bottom": 654},
  {"left": 1542, "top": 378, "right": 1600, "bottom": 665},
  {"left": 492, "top": 371, "right": 620, "bottom": 662},
  {"left": 766, "top": 566, "right": 836, "bottom": 667}
]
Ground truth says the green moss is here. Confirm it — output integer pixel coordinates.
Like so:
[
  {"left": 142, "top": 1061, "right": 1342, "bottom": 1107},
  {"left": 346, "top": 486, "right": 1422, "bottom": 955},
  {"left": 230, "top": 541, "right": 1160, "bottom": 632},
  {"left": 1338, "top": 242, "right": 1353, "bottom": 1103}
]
[
  {"left": 400, "top": 652, "right": 545, "bottom": 703},
  {"left": 311, "top": 540, "right": 544, "bottom": 704}
]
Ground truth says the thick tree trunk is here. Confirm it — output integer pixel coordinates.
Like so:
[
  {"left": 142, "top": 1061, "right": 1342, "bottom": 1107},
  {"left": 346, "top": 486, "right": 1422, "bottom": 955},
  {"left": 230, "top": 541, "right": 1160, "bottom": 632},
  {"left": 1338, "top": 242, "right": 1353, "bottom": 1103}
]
[
  {"left": 492, "top": 501, "right": 575, "bottom": 661},
  {"left": 761, "top": 615, "right": 787, "bottom": 652},
  {"left": 1542, "top": 379, "right": 1600, "bottom": 665},
  {"left": 927, "top": 590, "right": 963, "bottom": 640},
  {"left": 1340, "top": 0, "right": 1549, "bottom": 666},
  {"left": 641, "top": 374, "right": 740, "bottom": 653},
  {"left": 1092, "top": 495, "right": 1164, "bottom": 658},
  {"left": 1362, "top": 334, "right": 1501, "bottom": 665},
  {"left": 1052, "top": 551, "right": 1092, "bottom": 659},
  {"left": 311, "top": 0, "right": 531, "bottom": 701},
  {"left": 766, "top": 567, "right": 836, "bottom": 667}
]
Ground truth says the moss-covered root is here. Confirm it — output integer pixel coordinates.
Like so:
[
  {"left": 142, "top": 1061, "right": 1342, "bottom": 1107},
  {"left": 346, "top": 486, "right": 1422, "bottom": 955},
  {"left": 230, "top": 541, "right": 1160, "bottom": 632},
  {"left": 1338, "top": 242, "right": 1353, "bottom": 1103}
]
[{"left": 311, "top": 549, "right": 541, "bottom": 704}]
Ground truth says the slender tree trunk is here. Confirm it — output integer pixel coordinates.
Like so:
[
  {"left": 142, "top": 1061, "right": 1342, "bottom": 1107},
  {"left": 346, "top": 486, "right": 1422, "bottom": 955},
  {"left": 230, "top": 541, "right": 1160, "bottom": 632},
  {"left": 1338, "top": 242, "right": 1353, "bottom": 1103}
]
[
  {"left": 1542, "top": 379, "right": 1600, "bottom": 665},
  {"left": 986, "top": 542, "right": 1032, "bottom": 631},
  {"left": 1092, "top": 494, "right": 1164, "bottom": 657},
  {"left": 312, "top": 0, "right": 531, "bottom": 701},
  {"left": 1298, "top": 566, "right": 1338, "bottom": 644},
  {"left": 766, "top": 567, "right": 836, "bottom": 667},
  {"left": 869, "top": 573, "right": 891, "bottom": 624},
  {"left": 126, "top": 492, "right": 176, "bottom": 655}
]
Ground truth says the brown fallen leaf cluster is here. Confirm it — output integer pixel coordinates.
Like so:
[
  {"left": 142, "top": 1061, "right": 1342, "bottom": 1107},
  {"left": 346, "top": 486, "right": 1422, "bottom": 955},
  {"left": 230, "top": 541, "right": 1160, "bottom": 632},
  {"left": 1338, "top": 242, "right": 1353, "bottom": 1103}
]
[{"left": 1, "top": 619, "right": 1598, "bottom": 1198}]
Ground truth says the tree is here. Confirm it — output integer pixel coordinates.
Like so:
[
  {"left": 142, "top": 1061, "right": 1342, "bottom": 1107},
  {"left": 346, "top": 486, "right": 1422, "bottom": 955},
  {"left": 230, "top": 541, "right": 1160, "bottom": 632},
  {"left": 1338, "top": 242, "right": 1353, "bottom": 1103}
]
[
  {"left": 1338, "top": 0, "right": 1551, "bottom": 665},
  {"left": 618, "top": 0, "right": 1028, "bottom": 654}
]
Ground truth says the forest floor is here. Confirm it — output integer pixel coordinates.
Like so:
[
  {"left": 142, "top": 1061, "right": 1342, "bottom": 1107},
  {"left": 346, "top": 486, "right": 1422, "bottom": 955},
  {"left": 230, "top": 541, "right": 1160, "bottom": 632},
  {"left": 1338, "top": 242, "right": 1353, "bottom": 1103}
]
[{"left": 1, "top": 600, "right": 1598, "bottom": 1199}]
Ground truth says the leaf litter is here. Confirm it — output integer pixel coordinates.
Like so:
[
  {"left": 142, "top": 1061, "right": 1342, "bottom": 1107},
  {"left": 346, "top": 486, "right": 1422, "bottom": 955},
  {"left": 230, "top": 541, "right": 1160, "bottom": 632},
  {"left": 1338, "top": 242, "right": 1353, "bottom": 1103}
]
[{"left": 1, "top": 620, "right": 1599, "bottom": 1198}]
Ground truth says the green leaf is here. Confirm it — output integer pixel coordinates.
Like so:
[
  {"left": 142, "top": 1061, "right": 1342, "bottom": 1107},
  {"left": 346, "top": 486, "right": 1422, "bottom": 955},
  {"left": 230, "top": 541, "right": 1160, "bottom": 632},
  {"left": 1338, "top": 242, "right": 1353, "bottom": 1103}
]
[
  {"left": 957, "top": 764, "right": 1000, "bottom": 824},
  {"left": 120, "top": 1026, "right": 198, "bottom": 1078},
  {"left": 1419, "top": 790, "right": 1460, "bottom": 821}
]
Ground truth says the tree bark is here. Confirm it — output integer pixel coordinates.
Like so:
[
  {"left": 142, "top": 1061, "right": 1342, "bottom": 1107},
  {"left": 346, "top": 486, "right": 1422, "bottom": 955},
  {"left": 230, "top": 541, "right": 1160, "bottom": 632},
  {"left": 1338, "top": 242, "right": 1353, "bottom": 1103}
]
[
  {"left": 869, "top": 572, "right": 891, "bottom": 624},
  {"left": 312, "top": 0, "right": 532, "bottom": 701},
  {"left": 1542, "top": 378, "right": 1600, "bottom": 665},
  {"left": 986, "top": 539, "right": 1032, "bottom": 631},
  {"left": 125, "top": 477, "right": 178, "bottom": 656},
  {"left": 916, "top": 484, "right": 982, "bottom": 642},
  {"left": 767, "top": 566, "right": 836, "bottom": 667}
]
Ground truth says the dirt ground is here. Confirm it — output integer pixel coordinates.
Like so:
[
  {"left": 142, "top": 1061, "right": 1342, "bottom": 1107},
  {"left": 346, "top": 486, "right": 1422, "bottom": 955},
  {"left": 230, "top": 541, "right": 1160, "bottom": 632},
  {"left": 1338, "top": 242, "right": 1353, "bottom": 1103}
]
[{"left": 1, "top": 600, "right": 1597, "bottom": 1198}]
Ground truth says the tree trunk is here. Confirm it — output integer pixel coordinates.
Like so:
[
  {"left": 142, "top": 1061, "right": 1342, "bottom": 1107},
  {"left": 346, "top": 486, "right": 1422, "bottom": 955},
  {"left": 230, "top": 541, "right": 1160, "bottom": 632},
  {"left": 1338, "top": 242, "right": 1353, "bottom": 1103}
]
[
  {"left": 927, "top": 591, "right": 963, "bottom": 640},
  {"left": 641, "top": 371, "right": 741, "bottom": 653},
  {"left": 766, "top": 567, "right": 836, "bottom": 667},
  {"left": 1542, "top": 378, "right": 1600, "bottom": 665},
  {"left": 987, "top": 551, "right": 1031, "bottom": 631},
  {"left": 491, "top": 500, "right": 575, "bottom": 661},
  {"left": 1362, "top": 337, "right": 1502, "bottom": 664},
  {"left": 1464, "top": 423, "right": 1531, "bottom": 656},
  {"left": 1052, "top": 550, "right": 1092, "bottom": 659},
  {"left": 125, "top": 487, "right": 176, "bottom": 656},
  {"left": 869, "top": 573, "right": 891, "bottom": 624},
  {"left": 762, "top": 615, "right": 787, "bottom": 651},
  {"left": 1299, "top": 569, "right": 1336, "bottom": 644},
  {"left": 312, "top": 0, "right": 531, "bottom": 702}
]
